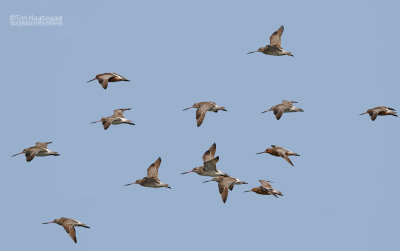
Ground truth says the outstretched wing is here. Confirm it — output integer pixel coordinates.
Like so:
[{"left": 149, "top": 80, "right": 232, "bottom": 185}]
[
  {"left": 203, "top": 156, "right": 219, "bottom": 172},
  {"left": 259, "top": 180, "right": 273, "bottom": 190},
  {"left": 63, "top": 225, "right": 77, "bottom": 243},
  {"left": 97, "top": 73, "right": 114, "bottom": 89},
  {"left": 196, "top": 103, "right": 213, "bottom": 127},
  {"left": 101, "top": 117, "right": 114, "bottom": 130},
  {"left": 112, "top": 108, "right": 131, "bottom": 118},
  {"left": 274, "top": 108, "right": 284, "bottom": 120},
  {"left": 276, "top": 149, "right": 294, "bottom": 166},
  {"left": 147, "top": 157, "right": 162, "bottom": 179},
  {"left": 25, "top": 148, "right": 41, "bottom": 162},
  {"left": 35, "top": 142, "right": 51, "bottom": 148},
  {"left": 369, "top": 111, "right": 378, "bottom": 121},
  {"left": 202, "top": 143, "right": 216, "bottom": 162},
  {"left": 269, "top": 25, "right": 284, "bottom": 49}
]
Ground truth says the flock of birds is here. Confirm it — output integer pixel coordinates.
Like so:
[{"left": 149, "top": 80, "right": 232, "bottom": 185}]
[{"left": 11, "top": 25, "right": 397, "bottom": 244}]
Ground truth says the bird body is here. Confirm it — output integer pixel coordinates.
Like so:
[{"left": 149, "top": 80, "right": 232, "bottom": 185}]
[
  {"left": 183, "top": 102, "right": 227, "bottom": 127},
  {"left": 203, "top": 176, "right": 247, "bottom": 203},
  {"left": 87, "top": 73, "right": 130, "bottom": 89},
  {"left": 11, "top": 142, "right": 60, "bottom": 162},
  {"left": 42, "top": 217, "right": 90, "bottom": 243},
  {"left": 125, "top": 157, "right": 171, "bottom": 189},
  {"left": 91, "top": 108, "right": 135, "bottom": 130},
  {"left": 181, "top": 143, "right": 229, "bottom": 177},
  {"left": 262, "top": 100, "right": 304, "bottom": 120},
  {"left": 257, "top": 145, "right": 300, "bottom": 166},
  {"left": 247, "top": 26, "right": 293, "bottom": 57},
  {"left": 360, "top": 106, "right": 397, "bottom": 121},
  {"left": 245, "top": 180, "right": 283, "bottom": 198}
]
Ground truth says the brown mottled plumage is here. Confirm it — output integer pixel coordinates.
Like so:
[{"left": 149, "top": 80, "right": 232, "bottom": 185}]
[
  {"left": 245, "top": 180, "right": 283, "bottom": 198},
  {"left": 257, "top": 145, "right": 300, "bottom": 166},
  {"left": 11, "top": 142, "right": 60, "bottom": 162},
  {"left": 247, "top": 26, "right": 293, "bottom": 56},
  {"left": 360, "top": 106, "right": 397, "bottom": 121},
  {"left": 183, "top": 102, "right": 227, "bottom": 127},
  {"left": 262, "top": 100, "right": 304, "bottom": 120},
  {"left": 125, "top": 157, "right": 171, "bottom": 189},
  {"left": 42, "top": 217, "right": 90, "bottom": 243},
  {"left": 181, "top": 143, "right": 229, "bottom": 177},
  {"left": 203, "top": 176, "right": 247, "bottom": 203},
  {"left": 91, "top": 108, "right": 135, "bottom": 130},
  {"left": 87, "top": 73, "right": 130, "bottom": 89}
]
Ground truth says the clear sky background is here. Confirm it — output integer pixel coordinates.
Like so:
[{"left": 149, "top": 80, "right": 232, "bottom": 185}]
[{"left": 1, "top": 0, "right": 399, "bottom": 250}]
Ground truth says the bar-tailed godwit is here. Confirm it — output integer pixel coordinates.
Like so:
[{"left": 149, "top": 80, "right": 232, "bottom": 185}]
[
  {"left": 42, "top": 217, "right": 90, "bottom": 243},
  {"left": 360, "top": 106, "right": 397, "bottom": 121},
  {"left": 11, "top": 142, "right": 60, "bottom": 162},
  {"left": 181, "top": 143, "right": 229, "bottom": 177},
  {"left": 244, "top": 180, "right": 283, "bottom": 198},
  {"left": 257, "top": 145, "right": 300, "bottom": 167},
  {"left": 125, "top": 157, "right": 171, "bottom": 189},
  {"left": 203, "top": 176, "right": 247, "bottom": 203},
  {"left": 87, "top": 73, "right": 130, "bottom": 89},
  {"left": 247, "top": 25, "right": 293, "bottom": 57},
  {"left": 183, "top": 102, "right": 227, "bottom": 127},
  {"left": 91, "top": 108, "right": 135, "bottom": 130},
  {"left": 262, "top": 100, "right": 304, "bottom": 120}
]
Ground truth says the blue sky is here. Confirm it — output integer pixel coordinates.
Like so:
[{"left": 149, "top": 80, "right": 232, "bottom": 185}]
[{"left": 1, "top": 0, "right": 399, "bottom": 250}]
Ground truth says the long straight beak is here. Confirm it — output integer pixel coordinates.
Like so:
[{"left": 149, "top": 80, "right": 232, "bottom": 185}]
[
  {"left": 87, "top": 78, "right": 96, "bottom": 83},
  {"left": 359, "top": 112, "right": 367, "bottom": 115},
  {"left": 90, "top": 120, "right": 101, "bottom": 124},
  {"left": 11, "top": 152, "right": 24, "bottom": 157},
  {"left": 181, "top": 171, "right": 193, "bottom": 175},
  {"left": 182, "top": 107, "right": 192, "bottom": 111},
  {"left": 42, "top": 221, "right": 54, "bottom": 224},
  {"left": 247, "top": 51, "right": 258, "bottom": 54},
  {"left": 256, "top": 152, "right": 265, "bottom": 155},
  {"left": 244, "top": 190, "right": 251, "bottom": 193},
  {"left": 203, "top": 180, "right": 212, "bottom": 183}
]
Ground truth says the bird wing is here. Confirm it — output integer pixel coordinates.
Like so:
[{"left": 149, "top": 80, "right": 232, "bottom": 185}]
[
  {"left": 101, "top": 117, "right": 113, "bottom": 130},
  {"left": 282, "top": 100, "right": 295, "bottom": 104},
  {"left": 269, "top": 25, "right": 284, "bottom": 49},
  {"left": 369, "top": 111, "right": 379, "bottom": 121},
  {"left": 196, "top": 103, "right": 213, "bottom": 127},
  {"left": 63, "top": 225, "right": 77, "bottom": 243},
  {"left": 112, "top": 108, "right": 131, "bottom": 118},
  {"left": 274, "top": 108, "right": 284, "bottom": 120},
  {"left": 203, "top": 156, "right": 219, "bottom": 172},
  {"left": 147, "top": 157, "right": 162, "bottom": 179},
  {"left": 97, "top": 74, "right": 113, "bottom": 89},
  {"left": 25, "top": 148, "right": 41, "bottom": 162},
  {"left": 202, "top": 143, "right": 216, "bottom": 162},
  {"left": 217, "top": 178, "right": 234, "bottom": 203},
  {"left": 277, "top": 149, "right": 294, "bottom": 166},
  {"left": 259, "top": 180, "right": 273, "bottom": 189},
  {"left": 35, "top": 142, "right": 50, "bottom": 148}
]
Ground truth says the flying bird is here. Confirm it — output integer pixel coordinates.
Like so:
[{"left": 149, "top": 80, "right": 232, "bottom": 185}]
[
  {"left": 91, "top": 108, "right": 135, "bottom": 130},
  {"left": 181, "top": 143, "right": 229, "bottom": 177},
  {"left": 183, "top": 102, "right": 227, "bottom": 127},
  {"left": 360, "top": 106, "right": 397, "bottom": 121},
  {"left": 247, "top": 25, "right": 293, "bottom": 56},
  {"left": 11, "top": 142, "right": 60, "bottom": 162},
  {"left": 203, "top": 176, "right": 247, "bottom": 203},
  {"left": 244, "top": 180, "right": 283, "bottom": 198},
  {"left": 125, "top": 157, "right": 171, "bottom": 189},
  {"left": 262, "top": 100, "right": 304, "bottom": 120},
  {"left": 87, "top": 73, "right": 130, "bottom": 89},
  {"left": 42, "top": 217, "right": 90, "bottom": 243},
  {"left": 257, "top": 145, "right": 300, "bottom": 166}
]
